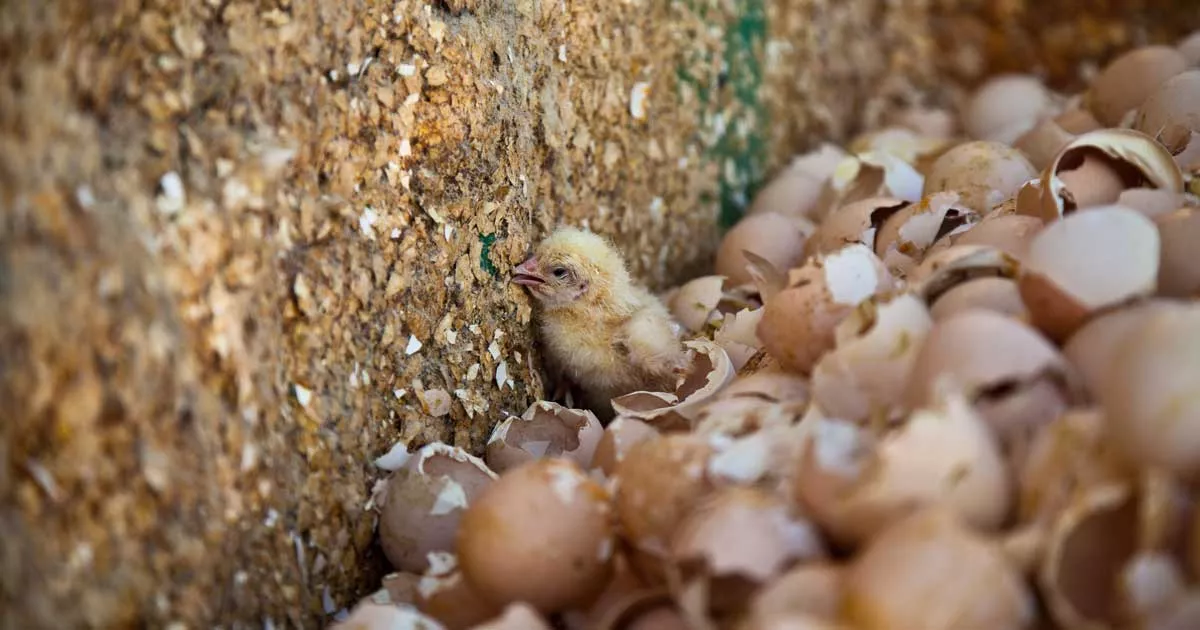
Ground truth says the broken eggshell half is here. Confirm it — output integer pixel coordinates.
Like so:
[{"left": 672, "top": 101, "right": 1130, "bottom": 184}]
[
  {"left": 804, "top": 196, "right": 909, "bottom": 259},
  {"left": 873, "top": 191, "right": 979, "bottom": 276},
  {"left": 611, "top": 339, "right": 736, "bottom": 431},
  {"left": 485, "top": 401, "right": 603, "bottom": 474}
]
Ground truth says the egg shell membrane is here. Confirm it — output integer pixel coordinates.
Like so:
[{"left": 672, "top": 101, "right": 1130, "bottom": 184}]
[{"left": 1052, "top": 147, "right": 1151, "bottom": 212}]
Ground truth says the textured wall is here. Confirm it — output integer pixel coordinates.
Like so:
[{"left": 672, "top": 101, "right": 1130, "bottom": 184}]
[{"left": 1, "top": 0, "right": 1196, "bottom": 627}]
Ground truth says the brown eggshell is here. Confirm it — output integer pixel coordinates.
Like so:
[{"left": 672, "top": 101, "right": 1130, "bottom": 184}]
[
  {"left": 591, "top": 590, "right": 688, "bottom": 630},
  {"left": 1056, "top": 151, "right": 1127, "bottom": 209},
  {"left": 1054, "top": 107, "right": 1103, "bottom": 135},
  {"left": 670, "top": 486, "right": 826, "bottom": 586},
  {"left": 1016, "top": 408, "right": 1126, "bottom": 523},
  {"left": 911, "top": 245, "right": 1020, "bottom": 307},
  {"left": 749, "top": 144, "right": 851, "bottom": 219},
  {"left": 1118, "top": 188, "right": 1190, "bottom": 219},
  {"left": 591, "top": 417, "right": 659, "bottom": 476},
  {"left": 456, "top": 458, "right": 615, "bottom": 613},
  {"left": 887, "top": 106, "right": 958, "bottom": 139},
  {"left": 614, "top": 434, "right": 716, "bottom": 569},
  {"left": 1039, "top": 483, "right": 1139, "bottom": 630},
  {"left": 1062, "top": 300, "right": 1179, "bottom": 399},
  {"left": 378, "top": 443, "right": 499, "bottom": 573},
  {"left": 611, "top": 340, "right": 736, "bottom": 431},
  {"left": 929, "top": 277, "right": 1027, "bottom": 322},
  {"left": 1156, "top": 208, "right": 1200, "bottom": 297},
  {"left": 905, "top": 310, "right": 1078, "bottom": 439},
  {"left": 952, "top": 212, "right": 1043, "bottom": 261},
  {"left": 757, "top": 245, "right": 895, "bottom": 375},
  {"left": 849, "top": 127, "right": 953, "bottom": 167},
  {"left": 874, "top": 192, "right": 979, "bottom": 276},
  {"left": 713, "top": 306, "right": 764, "bottom": 371},
  {"left": 805, "top": 196, "right": 908, "bottom": 258},
  {"left": 1134, "top": 71, "right": 1200, "bottom": 152},
  {"left": 748, "top": 564, "right": 845, "bottom": 626},
  {"left": 844, "top": 508, "right": 1033, "bottom": 630},
  {"left": 1098, "top": 305, "right": 1200, "bottom": 479},
  {"left": 330, "top": 601, "right": 446, "bottom": 630},
  {"left": 470, "top": 603, "right": 552, "bottom": 630},
  {"left": 561, "top": 554, "right": 647, "bottom": 630},
  {"left": 718, "top": 371, "right": 809, "bottom": 403},
  {"left": 923, "top": 140, "right": 1038, "bottom": 213},
  {"left": 716, "top": 213, "right": 815, "bottom": 287},
  {"left": 1019, "top": 205, "right": 1160, "bottom": 342},
  {"left": 1087, "top": 46, "right": 1189, "bottom": 126},
  {"left": 486, "top": 401, "right": 603, "bottom": 474},
  {"left": 1015, "top": 118, "right": 1076, "bottom": 170},
  {"left": 811, "top": 293, "right": 933, "bottom": 422},
  {"left": 795, "top": 387, "right": 1012, "bottom": 549},
  {"left": 416, "top": 560, "right": 502, "bottom": 630},
  {"left": 963, "top": 74, "right": 1057, "bottom": 144}
]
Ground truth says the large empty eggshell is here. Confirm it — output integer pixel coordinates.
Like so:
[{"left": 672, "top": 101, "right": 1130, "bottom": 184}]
[
  {"left": 1098, "top": 305, "right": 1200, "bottom": 479},
  {"left": 611, "top": 340, "right": 735, "bottom": 430},
  {"left": 923, "top": 141, "right": 1038, "bottom": 213},
  {"left": 1040, "top": 483, "right": 1139, "bottom": 630},
  {"left": 963, "top": 74, "right": 1057, "bottom": 144},
  {"left": 591, "top": 417, "right": 659, "bottom": 476},
  {"left": 749, "top": 144, "right": 851, "bottom": 219},
  {"left": 1156, "top": 208, "right": 1200, "bottom": 297},
  {"left": 843, "top": 508, "right": 1033, "bottom": 630},
  {"left": 457, "top": 458, "right": 614, "bottom": 613},
  {"left": 1035, "top": 130, "right": 1185, "bottom": 219},
  {"left": 670, "top": 486, "right": 826, "bottom": 585},
  {"left": 485, "top": 401, "right": 603, "bottom": 474},
  {"left": 378, "top": 443, "right": 498, "bottom": 573},
  {"left": 811, "top": 293, "right": 933, "bottom": 422},
  {"left": 716, "top": 213, "right": 815, "bottom": 287},
  {"left": 929, "top": 277, "right": 1027, "bottom": 322},
  {"left": 805, "top": 196, "right": 909, "bottom": 258},
  {"left": 905, "top": 310, "right": 1078, "bottom": 439},
  {"left": 873, "top": 192, "right": 979, "bottom": 275},
  {"left": 757, "top": 245, "right": 895, "bottom": 375},
  {"left": 615, "top": 434, "right": 716, "bottom": 566},
  {"left": 1018, "top": 205, "right": 1161, "bottom": 341},
  {"left": 795, "top": 387, "right": 1012, "bottom": 548},
  {"left": 1087, "top": 46, "right": 1188, "bottom": 126}
]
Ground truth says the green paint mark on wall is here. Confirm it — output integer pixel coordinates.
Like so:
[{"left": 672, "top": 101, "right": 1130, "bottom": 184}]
[{"left": 479, "top": 233, "right": 499, "bottom": 278}]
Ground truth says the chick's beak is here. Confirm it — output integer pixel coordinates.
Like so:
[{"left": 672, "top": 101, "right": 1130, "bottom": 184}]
[{"left": 511, "top": 256, "right": 546, "bottom": 287}]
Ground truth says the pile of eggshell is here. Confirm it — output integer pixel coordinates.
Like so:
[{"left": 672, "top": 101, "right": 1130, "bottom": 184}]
[{"left": 334, "top": 34, "right": 1200, "bottom": 630}]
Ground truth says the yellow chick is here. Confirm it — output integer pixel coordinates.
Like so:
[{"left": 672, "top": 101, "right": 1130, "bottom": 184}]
[{"left": 512, "top": 227, "right": 689, "bottom": 420}]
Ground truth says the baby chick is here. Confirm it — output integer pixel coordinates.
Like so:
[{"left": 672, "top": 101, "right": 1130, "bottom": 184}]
[{"left": 512, "top": 227, "right": 690, "bottom": 420}]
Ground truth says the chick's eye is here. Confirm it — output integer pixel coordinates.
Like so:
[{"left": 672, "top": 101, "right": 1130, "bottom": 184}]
[{"left": 550, "top": 266, "right": 568, "bottom": 279}]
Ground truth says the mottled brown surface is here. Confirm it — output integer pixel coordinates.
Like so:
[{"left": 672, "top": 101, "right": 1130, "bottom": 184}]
[{"left": 0, "top": 0, "right": 1196, "bottom": 628}]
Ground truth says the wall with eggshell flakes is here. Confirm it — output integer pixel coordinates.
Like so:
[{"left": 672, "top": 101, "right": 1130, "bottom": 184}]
[{"left": 1, "top": 0, "right": 1196, "bottom": 627}]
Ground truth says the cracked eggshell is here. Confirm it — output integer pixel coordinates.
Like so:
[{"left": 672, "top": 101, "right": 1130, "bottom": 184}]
[
  {"left": 714, "top": 306, "right": 765, "bottom": 371},
  {"left": 963, "top": 74, "right": 1058, "bottom": 144},
  {"left": 1098, "top": 305, "right": 1200, "bottom": 479},
  {"left": 668, "top": 276, "right": 726, "bottom": 333},
  {"left": 906, "top": 310, "right": 1078, "bottom": 439},
  {"left": 922, "top": 141, "right": 1037, "bottom": 213},
  {"left": 1017, "top": 408, "right": 1126, "bottom": 524},
  {"left": 1134, "top": 71, "right": 1200, "bottom": 154},
  {"left": 757, "top": 245, "right": 895, "bottom": 375},
  {"left": 874, "top": 191, "right": 979, "bottom": 276},
  {"left": 416, "top": 559, "right": 502, "bottom": 630},
  {"left": 1040, "top": 483, "right": 1139, "bottom": 630},
  {"left": 485, "top": 401, "right": 603, "bottom": 474},
  {"left": 1156, "top": 208, "right": 1200, "bottom": 297},
  {"left": 910, "top": 244, "right": 1020, "bottom": 304},
  {"left": 614, "top": 434, "right": 716, "bottom": 571},
  {"left": 748, "top": 564, "right": 845, "bottom": 627},
  {"left": 1018, "top": 205, "right": 1161, "bottom": 342},
  {"left": 1036, "top": 130, "right": 1185, "bottom": 218},
  {"left": 805, "top": 196, "right": 908, "bottom": 258},
  {"left": 811, "top": 293, "right": 933, "bottom": 423},
  {"left": 470, "top": 603, "right": 552, "bottom": 630},
  {"left": 716, "top": 212, "right": 816, "bottom": 287},
  {"left": 749, "top": 144, "right": 851, "bottom": 219},
  {"left": 1087, "top": 46, "right": 1188, "bottom": 126},
  {"left": 591, "top": 417, "right": 660, "bottom": 476},
  {"left": 379, "top": 443, "right": 499, "bottom": 573},
  {"left": 670, "top": 486, "right": 827, "bottom": 589},
  {"left": 843, "top": 508, "right": 1033, "bottom": 630},
  {"left": 929, "top": 277, "right": 1027, "bottom": 322},
  {"left": 795, "top": 387, "right": 1012, "bottom": 549},
  {"left": 611, "top": 340, "right": 735, "bottom": 430},
  {"left": 951, "top": 213, "right": 1043, "bottom": 261},
  {"left": 457, "top": 458, "right": 614, "bottom": 613}
]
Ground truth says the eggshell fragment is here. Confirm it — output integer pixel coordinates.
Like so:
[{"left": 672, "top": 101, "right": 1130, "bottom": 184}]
[
  {"left": 805, "top": 196, "right": 908, "bottom": 258},
  {"left": 811, "top": 293, "right": 933, "bottom": 422},
  {"left": 470, "top": 603, "right": 552, "bottom": 630},
  {"left": 796, "top": 385, "right": 1012, "bottom": 549},
  {"left": 562, "top": 554, "right": 647, "bottom": 630},
  {"left": 485, "top": 401, "right": 602, "bottom": 474},
  {"left": 906, "top": 310, "right": 1078, "bottom": 439},
  {"left": 911, "top": 244, "right": 1020, "bottom": 305},
  {"left": 1054, "top": 107, "right": 1103, "bottom": 134},
  {"left": 874, "top": 191, "right": 979, "bottom": 275},
  {"left": 668, "top": 276, "right": 727, "bottom": 332},
  {"left": 611, "top": 340, "right": 735, "bottom": 430},
  {"left": 456, "top": 458, "right": 615, "bottom": 613},
  {"left": 749, "top": 144, "right": 851, "bottom": 219},
  {"left": 1087, "top": 46, "right": 1189, "bottom": 126},
  {"left": 1117, "top": 188, "right": 1190, "bottom": 219},
  {"left": 923, "top": 141, "right": 1037, "bottom": 213},
  {"left": 592, "top": 590, "right": 689, "bottom": 630},
  {"left": 1098, "top": 305, "right": 1200, "bottom": 479},
  {"left": 1015, "top": 118, "right": 1076, "bottom": 170},
  {"left": 951, "top": 212, "right": 1042, "bottom": 262},
  {"left": 718, "top": 371, "right": 809, "bottom": 403},
  {"left": 747, "top": 564, "right": 845, "bottom": 626},
  {"left": 886, "top": 106, "right": 957, "bottom": 139},
  {"left": 591, "top": 417, "right": 659, "bottom": 476},
  {"left": 716, "top": 213, "right": 815, "bottom": 287},
  {"left": 1018, "top": 205, "right": 1160, "bottom": 341},
  {"left": 1156, "top": 208, "right": 1200, "bottom": 297},
  {"left": 1062, "top": 300, "right": 1178, "bottom": 398},
  {"left": 757, "top": 244, "right": 895, "bottom": 375},
  {"left": 713, "top": 306, "right": 764, "bottom": 371},
  {"left": 963, "top": 74, "right": 1057, "bottom": 144},
  {"left": 1134, "top": 71, "right": 1200, "bottom": 153},
  {"left": 1039, "top": 483, "right": 1138, "bottom": 630},
  {"left": 330, "top": 602, "right": 447, "bottom": 630},
  {"left": 849, "top": 126, "right": 951, "bottom": 165},
  {"left": 1016, "top": 408, "right": 1126, "bottom": 524},
  {"left": 843, "top": 508, "right": 1033, "bottom": 630},
  {"left": 929, "top": 277, "right": 1027, "bottom": 322},
  {"left": 416, "top": 558, "right": 502, "bottom": 630},
  {"left": 378, "top": 444, "right": 498, "bottom": 573}
]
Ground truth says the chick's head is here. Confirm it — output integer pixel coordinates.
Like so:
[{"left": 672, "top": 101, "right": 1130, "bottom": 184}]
[{"left": 512, "top": 227, "right": 632, "bottom": 311}]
